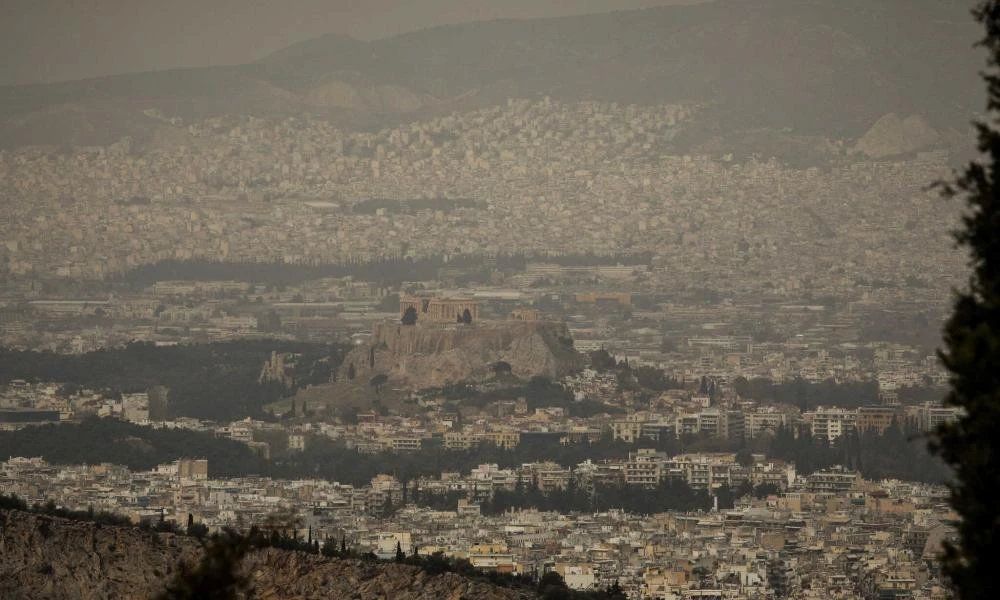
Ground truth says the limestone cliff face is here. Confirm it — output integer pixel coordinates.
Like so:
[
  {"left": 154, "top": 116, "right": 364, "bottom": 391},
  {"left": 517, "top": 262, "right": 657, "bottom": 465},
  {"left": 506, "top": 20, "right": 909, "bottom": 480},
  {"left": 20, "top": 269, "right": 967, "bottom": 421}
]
[
  {"left": 0, "top": 510, "right": 535, "bottom": 600},
  {"left": 0, "top": 510, "right": 200, "bottom": 600},
  {"left": 341, "top": 320, "right": 588, "bottom": 388}
]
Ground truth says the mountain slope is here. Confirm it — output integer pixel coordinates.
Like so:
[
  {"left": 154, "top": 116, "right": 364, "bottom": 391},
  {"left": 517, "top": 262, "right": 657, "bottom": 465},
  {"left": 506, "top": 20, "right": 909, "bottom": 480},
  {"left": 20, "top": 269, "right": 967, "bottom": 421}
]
[{"left": 0, "top": 0, "right": 981, "bottom": 148}]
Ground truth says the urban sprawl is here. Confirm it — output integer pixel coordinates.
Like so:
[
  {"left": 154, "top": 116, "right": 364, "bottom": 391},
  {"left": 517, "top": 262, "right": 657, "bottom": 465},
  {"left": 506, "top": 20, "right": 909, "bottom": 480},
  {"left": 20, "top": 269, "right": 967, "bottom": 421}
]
[{"left": 0, "top": 99, "right": 967, "bottom": 599}]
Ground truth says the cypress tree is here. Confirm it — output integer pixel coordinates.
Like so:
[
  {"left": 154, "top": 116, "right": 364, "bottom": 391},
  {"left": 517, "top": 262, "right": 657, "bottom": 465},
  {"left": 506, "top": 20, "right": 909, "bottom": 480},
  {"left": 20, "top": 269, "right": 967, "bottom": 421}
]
[{"left": 932, "top": 3, "right": 1000, "bottom": 598}]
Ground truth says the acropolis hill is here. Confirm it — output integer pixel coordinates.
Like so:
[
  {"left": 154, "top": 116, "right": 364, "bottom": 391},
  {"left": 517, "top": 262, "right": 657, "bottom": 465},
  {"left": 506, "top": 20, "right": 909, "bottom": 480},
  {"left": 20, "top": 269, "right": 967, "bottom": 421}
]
[{"left": 340, "top": 298, "right": 587, "bottom": 388}]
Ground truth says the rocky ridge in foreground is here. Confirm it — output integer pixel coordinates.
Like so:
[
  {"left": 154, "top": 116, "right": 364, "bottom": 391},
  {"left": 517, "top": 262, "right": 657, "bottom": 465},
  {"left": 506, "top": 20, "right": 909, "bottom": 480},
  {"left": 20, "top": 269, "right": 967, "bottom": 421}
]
[{"left": 0, "top": 509, "right": 536, "bottom": 600}]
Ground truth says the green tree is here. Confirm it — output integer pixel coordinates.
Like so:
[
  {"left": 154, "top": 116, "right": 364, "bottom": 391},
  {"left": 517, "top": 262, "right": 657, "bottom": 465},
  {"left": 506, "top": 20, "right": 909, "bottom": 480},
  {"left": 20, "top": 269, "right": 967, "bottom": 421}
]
[
  {"left": 370, "top": 374, "right": 388, "bottom": 395},
  {"left": 156, "top": 533, "right": 251, "bottom": 600},
  {"left": 931, "top": 3, "right": 1000, "bottom": 598},
  {"left": 735, "top": 447, "right": 755, "bottom": 468},
  {"left": 753, "top": 483, "right": 780, "bottom": 499},
  {"left": 537, "top": 571, "right": 570, "bottom": 600},
  {"left": 492, "top": 361, "right": 513, "bottom": 376},
  {"left": 588, "top": 348, "right": 617, "bottom": 371},
  {"left": 401, "top": 306, "right": 418, "bottom": 325},
  {"left": 340, "top": 405, "right": 359, "bottom": 425},
  {"left": 607, "top": 579, "right": 627, "bottom": 599}
]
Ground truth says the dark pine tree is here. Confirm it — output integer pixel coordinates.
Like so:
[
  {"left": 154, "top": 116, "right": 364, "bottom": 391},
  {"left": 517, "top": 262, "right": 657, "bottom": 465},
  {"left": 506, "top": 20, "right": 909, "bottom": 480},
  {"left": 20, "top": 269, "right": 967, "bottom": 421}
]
[
  {"left": 931, "top": 3, "right": 1000, "bottom": 599},
  {"left": 155, "top": 534, "right": 251, "bottom": 600},
  {"left": 493, "top": 361, "right": 512, "bottom": 376},
  {"left": 607, "top": 579, "right": 627, "bottom": 599}
]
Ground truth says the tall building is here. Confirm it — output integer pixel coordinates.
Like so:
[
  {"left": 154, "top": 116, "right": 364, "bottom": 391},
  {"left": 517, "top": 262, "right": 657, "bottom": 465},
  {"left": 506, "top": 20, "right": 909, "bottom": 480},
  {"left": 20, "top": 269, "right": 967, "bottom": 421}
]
[{"left": 803, "top": 407, "right": 857, "bottom": 442}]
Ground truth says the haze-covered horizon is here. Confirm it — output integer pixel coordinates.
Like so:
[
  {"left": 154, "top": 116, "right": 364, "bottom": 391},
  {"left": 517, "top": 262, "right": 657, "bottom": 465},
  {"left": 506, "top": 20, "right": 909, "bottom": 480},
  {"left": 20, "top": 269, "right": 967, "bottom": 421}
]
[{"left": 0, "top": 0, "right": 711, "bottom": 86}]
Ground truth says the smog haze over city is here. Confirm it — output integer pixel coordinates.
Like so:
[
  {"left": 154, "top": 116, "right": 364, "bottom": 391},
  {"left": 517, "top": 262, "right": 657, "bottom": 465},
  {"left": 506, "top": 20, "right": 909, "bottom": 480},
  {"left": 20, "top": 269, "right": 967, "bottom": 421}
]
[{"left": 0, "top": 1, "right": 984, "bottom": 598}]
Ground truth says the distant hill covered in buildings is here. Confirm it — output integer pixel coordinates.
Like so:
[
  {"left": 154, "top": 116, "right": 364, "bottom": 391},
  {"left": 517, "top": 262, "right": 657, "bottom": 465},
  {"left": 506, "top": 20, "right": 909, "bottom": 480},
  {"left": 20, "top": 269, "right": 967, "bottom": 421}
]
[{"left": 0, "top": 0, "right": 981, "bottom": 149}]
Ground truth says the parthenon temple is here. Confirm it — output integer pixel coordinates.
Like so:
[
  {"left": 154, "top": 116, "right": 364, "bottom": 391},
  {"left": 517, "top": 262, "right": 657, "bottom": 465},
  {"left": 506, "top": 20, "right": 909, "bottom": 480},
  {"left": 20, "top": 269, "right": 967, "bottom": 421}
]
[{"left": 400, "top": 295, "right": 480, "bottom": 322}]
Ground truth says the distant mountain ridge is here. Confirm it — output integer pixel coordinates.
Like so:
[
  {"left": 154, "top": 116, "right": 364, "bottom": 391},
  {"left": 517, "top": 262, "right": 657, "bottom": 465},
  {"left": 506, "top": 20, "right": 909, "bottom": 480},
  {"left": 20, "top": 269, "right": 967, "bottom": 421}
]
[{"left": 0, "top": 0, "right": 982, "bottom": 148}]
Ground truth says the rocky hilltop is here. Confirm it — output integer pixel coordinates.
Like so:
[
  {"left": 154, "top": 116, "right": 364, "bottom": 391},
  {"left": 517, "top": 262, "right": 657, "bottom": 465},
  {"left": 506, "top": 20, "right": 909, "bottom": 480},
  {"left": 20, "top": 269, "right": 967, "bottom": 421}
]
[
  {"left": 852, "top": 113, "right": 943, "bottom": 158},
  {"left": 0, "top": 509, "right": 535, "bottom": 600},
  {"left": 342, "top": 320, "right": 588, "bottom": 388}
]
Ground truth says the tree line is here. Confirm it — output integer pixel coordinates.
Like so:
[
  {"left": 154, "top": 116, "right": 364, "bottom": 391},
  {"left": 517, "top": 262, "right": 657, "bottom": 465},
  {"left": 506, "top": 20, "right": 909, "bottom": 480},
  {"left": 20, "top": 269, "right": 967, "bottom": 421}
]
[
  {"left": 732, "top": 376, "right": 880, "bottom": 410},
  {"left": 162, "top": 524, "right": 628, "bottom": 600},
  {"left": 0, "top": 340, "right": 347, "bottom": 421},
  {"left": 0, "top": 493, "right": 132, "bottom": 527},
  {"left": 0, "top": 417, "right": 951, "bottom": 488},
  {"left": 481, "top": 477, "right": 712, "bottom": 515},
  {"left": 418, "top": 478, "right": 781, "bottom": 517},
  {"left": 113, "top": 252, "right": 653, "bottom": 287},
  {"left": 767, "top": 423, "right": 950, "bottom": 484},
  {"left": 0, "top": 417, "right": 269, "bottom": 476},
  {"left": 0, "top": 493, "right": 624, "bottom": 600}
]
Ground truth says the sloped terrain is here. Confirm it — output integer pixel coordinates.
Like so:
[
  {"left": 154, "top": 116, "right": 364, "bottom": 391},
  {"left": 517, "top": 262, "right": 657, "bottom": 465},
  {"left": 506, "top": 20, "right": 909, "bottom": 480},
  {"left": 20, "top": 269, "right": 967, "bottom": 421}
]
[
  {"left": 0, "top": 0, "right": 982, "bottom": 148},
  {"left": 0, "top": 509, "right": 535, "bottom": 600}
]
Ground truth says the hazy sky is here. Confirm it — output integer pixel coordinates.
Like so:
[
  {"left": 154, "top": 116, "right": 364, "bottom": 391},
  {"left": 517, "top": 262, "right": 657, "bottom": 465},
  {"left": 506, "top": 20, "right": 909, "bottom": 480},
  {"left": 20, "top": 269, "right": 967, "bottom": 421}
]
[{"left": 0, "top": 0, "right": 710, "bottom": 86}]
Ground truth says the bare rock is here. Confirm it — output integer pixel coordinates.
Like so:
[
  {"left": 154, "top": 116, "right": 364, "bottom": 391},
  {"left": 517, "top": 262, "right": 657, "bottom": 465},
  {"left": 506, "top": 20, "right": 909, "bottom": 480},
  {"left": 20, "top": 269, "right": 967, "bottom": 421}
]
[
  {"left": 0, "top": 510, "right": 536, "bottom": 600},
  {"left": 341, "top": 320, "right": 587, "bottom": 388},
  {"left": 852, "top": 113, "right": 941, "bottom": 158}
]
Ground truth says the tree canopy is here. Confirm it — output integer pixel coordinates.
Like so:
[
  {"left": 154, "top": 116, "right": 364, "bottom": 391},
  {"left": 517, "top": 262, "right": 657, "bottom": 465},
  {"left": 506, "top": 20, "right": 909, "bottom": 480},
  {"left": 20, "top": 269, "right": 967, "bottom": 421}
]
[
  {"left": 0, "top": 341, "right": 346, "bottom": 422},
  {"left": 932, "top": 3, "right": 1000, "bottom": 598}
]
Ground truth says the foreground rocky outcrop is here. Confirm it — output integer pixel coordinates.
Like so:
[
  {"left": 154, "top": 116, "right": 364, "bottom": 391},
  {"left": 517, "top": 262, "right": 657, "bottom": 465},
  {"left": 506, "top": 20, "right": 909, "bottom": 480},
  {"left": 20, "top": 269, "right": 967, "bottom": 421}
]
[
  {"left": 0, "top": 510, "right": 535, "bottom": 600},
  {"left": 341, "top": 320, "right": 588, "bottom": 388}
]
